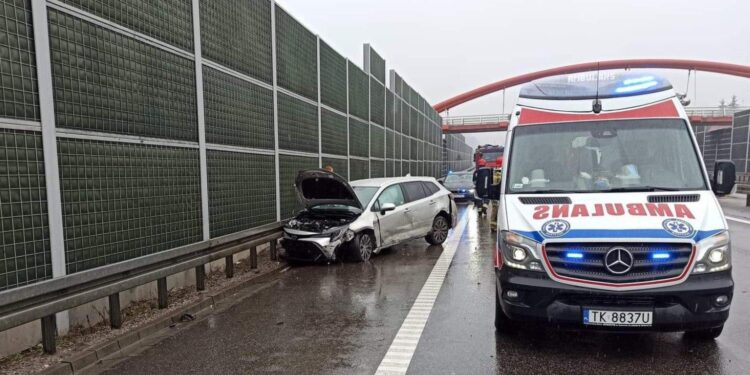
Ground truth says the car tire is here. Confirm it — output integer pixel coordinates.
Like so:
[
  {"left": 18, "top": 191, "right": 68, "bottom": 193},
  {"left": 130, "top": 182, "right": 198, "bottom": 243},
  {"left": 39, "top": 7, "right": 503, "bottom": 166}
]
[
  {"left": 495, "top": 288, "right": 516, "bottom": 333},
  {"left": 684, "top": 325, "right": 723, "bottom": 340},
  {"left": 425, "top": 215, "right": 450, "bottom": 245},
  {"left": 350, "top": 232, "right": 374, "bottom": 262}
]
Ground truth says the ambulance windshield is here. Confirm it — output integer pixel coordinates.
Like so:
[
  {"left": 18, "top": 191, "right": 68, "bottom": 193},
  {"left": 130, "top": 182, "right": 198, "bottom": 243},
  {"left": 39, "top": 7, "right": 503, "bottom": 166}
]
[{"left": 506, "top": 119, "right": 707, "bottom": 193}]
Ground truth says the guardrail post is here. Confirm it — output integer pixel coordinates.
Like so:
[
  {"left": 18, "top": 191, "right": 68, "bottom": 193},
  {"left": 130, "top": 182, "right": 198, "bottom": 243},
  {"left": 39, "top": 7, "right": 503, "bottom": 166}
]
[
  {"left": 41, "top": 315, "right": 56, "bottom": 354},
  {"left": 195, "top": 265, "right": 206, "bottom": 291},
  {"left": 108, "top": 293, "right": 122, "bottom": 329},
  {"left": 157, "top": 278, "right": 168, "bottom": 309},
  {"left": 225, "top": 255, "right": 234, "bottom": 278},
  {"left": 250, "top": 246, "right": 258, "bottom": 269},
  {"left": 270, "top": 239, "right": 278, "bottom": 261}
]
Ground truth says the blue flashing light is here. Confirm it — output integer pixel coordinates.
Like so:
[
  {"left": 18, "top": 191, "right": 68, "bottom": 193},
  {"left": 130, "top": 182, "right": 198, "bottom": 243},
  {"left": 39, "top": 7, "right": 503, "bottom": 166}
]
[
  {"left": 652, "top": 252, "right": 671, "bottom": 260},
  {"left": 614, "top": 80, "right": 658, "bottom": 93},
  {"left": 622, "top": 75, "right": 655, "bottom": 85},
  {"left": 566, "top": 252, "right": 584, "bottom": 259}
]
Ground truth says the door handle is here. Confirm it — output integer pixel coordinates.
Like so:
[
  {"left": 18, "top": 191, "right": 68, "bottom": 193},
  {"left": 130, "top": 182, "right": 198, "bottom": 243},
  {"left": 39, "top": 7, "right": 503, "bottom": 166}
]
[
  {"left": 404, "top": 207, "right": 411, "bottom": 212},
  {"left": 429, "top": 201, "right": 436, "bottom": 205}
]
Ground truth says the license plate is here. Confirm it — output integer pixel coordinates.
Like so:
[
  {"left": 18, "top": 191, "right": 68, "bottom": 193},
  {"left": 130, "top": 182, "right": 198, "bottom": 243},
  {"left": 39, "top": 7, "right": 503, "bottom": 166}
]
[
  {"left": 583, "top": 309, "right": 653, "bottom": 327},
  {"left": 453, "top": 194, "right": 464, "bottom": 198}
]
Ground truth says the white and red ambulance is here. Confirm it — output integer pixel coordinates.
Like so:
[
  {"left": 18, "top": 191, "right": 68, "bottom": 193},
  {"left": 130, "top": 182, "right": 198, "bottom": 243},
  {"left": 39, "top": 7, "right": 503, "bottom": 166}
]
[{"left": 495, "top": 71, "right": 736, "bottom": 339}]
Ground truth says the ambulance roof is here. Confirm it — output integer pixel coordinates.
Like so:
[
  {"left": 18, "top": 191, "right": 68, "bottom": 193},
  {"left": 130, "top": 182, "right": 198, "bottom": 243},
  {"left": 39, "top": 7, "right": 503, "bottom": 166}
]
[{"left": 519, "top": 71, "right": 673, "bottom": 100}]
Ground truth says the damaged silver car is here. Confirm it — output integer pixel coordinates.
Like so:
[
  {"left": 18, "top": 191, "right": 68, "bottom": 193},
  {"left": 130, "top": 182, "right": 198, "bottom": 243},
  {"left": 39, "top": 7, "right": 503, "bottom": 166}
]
[{"left": 281, "top": 169, "right": 458, "bottom": 262}]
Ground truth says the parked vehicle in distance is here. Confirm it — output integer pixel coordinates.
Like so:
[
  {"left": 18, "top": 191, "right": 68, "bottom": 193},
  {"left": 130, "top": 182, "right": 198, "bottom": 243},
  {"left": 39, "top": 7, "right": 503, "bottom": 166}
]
[
  {"left": 281, "top": 170, "right": 458, "bottom": 263},
  {"left": 475, "top": 144, "right": 504, "bottom": 169},
  {"left": 441, "top": 171, "right": 476, "bottom": 202},
  {"left": 495, "top": 71, "right": 736, "bottom": 339}
]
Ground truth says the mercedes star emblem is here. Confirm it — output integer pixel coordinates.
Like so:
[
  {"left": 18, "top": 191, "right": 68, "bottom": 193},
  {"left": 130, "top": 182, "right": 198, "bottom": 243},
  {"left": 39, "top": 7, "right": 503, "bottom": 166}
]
[{"left": 604, "top": 247, "right": 634, "bottom": 275}]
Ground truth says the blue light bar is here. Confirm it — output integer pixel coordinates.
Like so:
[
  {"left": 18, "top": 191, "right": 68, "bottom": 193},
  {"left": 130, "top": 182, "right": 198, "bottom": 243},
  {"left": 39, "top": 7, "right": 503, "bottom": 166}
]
[
  {"left": 652, "top": 252, "right": 671, "bottom": 260},
  {"left": 614, "top": 80, "right": 658, "bottom": 94},
  {"left": 622, "top": 75, "right": 655, "bottom": 85},
  {"left": 566, "top": 252, "right": 584, "bottom": 259}
]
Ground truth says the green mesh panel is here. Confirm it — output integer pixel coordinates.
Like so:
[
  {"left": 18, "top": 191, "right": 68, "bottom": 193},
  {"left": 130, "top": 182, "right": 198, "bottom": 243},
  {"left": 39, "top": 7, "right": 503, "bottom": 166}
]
[
  {"left": 200, "top": 0, "right": 272, "bottom": 84},
  {"left": 386, "top": 129, "right": 395, "bottom": 159},
  {"left": 48, "top": 10, "right": 197, "bottom": 141},
  {"left": 277, "top": 93, "right": 318, "bottom": 153},
  {"left": 392, "top": 72, "right": 402, "bottom": 97},
  {"left": 395, "top": 132, "right": 402, "bottom": 160},
  {"left": 319, "top": 40, "right": 346, "bottom": 113},
  {"left": 321, "top": 108, "right": 347, "bottom": 156},
  {"left": 58, "top": 139, "right": 202, "bottom": 274},
  {"left": 203, "top": 67, "right": 274, "bottom": 149},
  {"left": 0, "top": 130, "right": 50, "bottom": 290},
  {"left": 370, "top": 125, "right": 384, "bottom": 158},
  {"left": 367, "top": 47, "right": 386, "bottom": 84},
  {"left": 279, "top": 154, "right": 318, "bottom": 219},
  {"left": 322, "top": 157, "right": 347, "bottom": 180},
  {"left": 347, "top": 62, "right": 368, "bottom": 120},
  {"left": 410, "top": 138, "right": 418, "bottom": 160},
  {"left": 370, "top": 159, "right": 384, "bottom": 178},
  {"left": 348, "top": 117, "right": 368, "bottom": 158},
  {"left": 60, "top": 0, "right": 193, "bottom": 51},
  {"left": 369, "top": 79, "right": 384, "bottom": 126},
  {"left": 385, "top": 159, "right": 395, "bottom": 177},
  {"left": 409, "top": 108, "right": 417, "bottom": 137},
  {"left": 349, "top": 158, "right": 369, "bottom": 181},
  {"left": 207, "top": 150, "right": 275, "bottom": 238},
  {"left": 385, "top": 90, "right": 394, "bottom": 130},
  {"left": 0, "top": 0, "right": 38, "bottom": 121},
  {"left": 396, "top": 100, "right": 403, "bottom": 134},
  {"left": 395, "top": 160, "right": 402, "bottom": 176},
  {"left": 275, "top": 6, "right": 317, "bottom": 101}
]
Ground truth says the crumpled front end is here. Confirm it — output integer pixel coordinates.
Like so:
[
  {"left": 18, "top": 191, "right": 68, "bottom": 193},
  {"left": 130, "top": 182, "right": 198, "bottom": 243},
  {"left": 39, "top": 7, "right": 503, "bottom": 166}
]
[{"left": 281, "top": 226, "right": 355, "bottom": 262}]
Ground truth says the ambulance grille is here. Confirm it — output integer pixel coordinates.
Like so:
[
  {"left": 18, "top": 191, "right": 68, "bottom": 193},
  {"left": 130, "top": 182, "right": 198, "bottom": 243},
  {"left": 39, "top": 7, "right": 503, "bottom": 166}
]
[
  {"left": 647, "top": 194, "right": 700, "bottom": 203},
  {"left": 544, "top": 243, "right": 693, "bottom": 284},
  {"left": 519, "top": 197, "right": 571, "bottom": 205}
]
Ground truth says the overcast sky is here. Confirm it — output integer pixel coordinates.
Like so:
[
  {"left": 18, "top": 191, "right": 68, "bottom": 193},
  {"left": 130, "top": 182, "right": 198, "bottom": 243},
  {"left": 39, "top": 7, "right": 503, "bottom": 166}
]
[{"left": 278, "top": 0, "right": 750, "bottom": 148}]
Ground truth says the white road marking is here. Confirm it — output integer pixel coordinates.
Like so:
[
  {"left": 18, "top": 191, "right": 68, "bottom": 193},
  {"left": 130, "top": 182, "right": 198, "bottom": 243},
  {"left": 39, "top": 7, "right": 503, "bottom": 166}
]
[
  {"left": 279, "top": 266, "right": 291, "bottom": 273},
  {"left": 726, "top": 216, "right": 750, "bottom": 226},
  {"left": 374, "top": 211, "right": 469, "bottom": 375}
]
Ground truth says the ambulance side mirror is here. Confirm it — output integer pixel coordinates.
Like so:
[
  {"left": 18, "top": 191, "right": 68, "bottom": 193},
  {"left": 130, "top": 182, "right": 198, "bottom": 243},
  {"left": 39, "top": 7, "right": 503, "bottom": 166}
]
[{"left": 712, "top": 160, "right": 735, "bottom": 196}]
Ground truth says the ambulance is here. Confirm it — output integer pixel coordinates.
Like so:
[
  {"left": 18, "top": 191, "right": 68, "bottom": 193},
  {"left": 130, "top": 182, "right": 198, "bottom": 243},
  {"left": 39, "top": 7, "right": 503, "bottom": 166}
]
[{"left": 495, "top": 71, "right": 736, "bottom": 339}]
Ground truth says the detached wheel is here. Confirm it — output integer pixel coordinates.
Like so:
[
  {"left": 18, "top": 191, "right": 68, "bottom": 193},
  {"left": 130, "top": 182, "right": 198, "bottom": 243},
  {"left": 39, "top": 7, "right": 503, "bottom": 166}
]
[
  {"left": 351, "top": 232, "right": 374, "bottom": 262},
  {"left": 495, "top": 289, "right": 516, "bottom": 333},
  {"left": 684, "top": 325, "right": 724, "bottom": 340},
  {"left": 425, "top": 215, "right": 450, "bottom": 245}
]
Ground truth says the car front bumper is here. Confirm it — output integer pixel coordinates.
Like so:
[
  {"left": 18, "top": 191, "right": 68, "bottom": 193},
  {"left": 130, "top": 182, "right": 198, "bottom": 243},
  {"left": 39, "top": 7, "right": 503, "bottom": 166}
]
[
  {"left": 496, "top": 267, "right": 733, "bottom": 332},
  {"left": 281, "top": 235, "right": 345, "bottom": 262}
]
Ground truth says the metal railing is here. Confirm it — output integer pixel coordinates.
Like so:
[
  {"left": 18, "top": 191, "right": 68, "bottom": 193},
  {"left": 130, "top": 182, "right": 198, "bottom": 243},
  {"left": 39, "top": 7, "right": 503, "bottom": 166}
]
[
  {"left": 683, "top": 106, "right": 750, "bottom": 117},
  {"left": 0, "top": 221, "right": 285, "bottom": 354},
  {"left": 443, "top": 114, "right": 511, "bottom": 126}
]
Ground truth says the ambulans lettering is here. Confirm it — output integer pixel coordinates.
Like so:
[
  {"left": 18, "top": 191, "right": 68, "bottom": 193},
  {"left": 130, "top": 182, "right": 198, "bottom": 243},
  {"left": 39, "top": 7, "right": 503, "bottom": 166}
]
[{"left": 530, "top": 203, "right": 695, "bottom": 219}]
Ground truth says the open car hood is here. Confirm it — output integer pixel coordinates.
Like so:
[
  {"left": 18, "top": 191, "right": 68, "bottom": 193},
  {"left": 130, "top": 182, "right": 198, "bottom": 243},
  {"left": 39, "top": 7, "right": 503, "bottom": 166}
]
[{"left": 294, "top": 169, "right": 363, "bottom": 210}]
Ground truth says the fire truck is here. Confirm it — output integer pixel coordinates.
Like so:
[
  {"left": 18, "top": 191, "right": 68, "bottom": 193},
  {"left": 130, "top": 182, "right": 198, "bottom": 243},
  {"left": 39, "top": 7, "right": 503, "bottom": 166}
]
[{"left": 474, "top": 144, "right": 504, "bottom": 169}]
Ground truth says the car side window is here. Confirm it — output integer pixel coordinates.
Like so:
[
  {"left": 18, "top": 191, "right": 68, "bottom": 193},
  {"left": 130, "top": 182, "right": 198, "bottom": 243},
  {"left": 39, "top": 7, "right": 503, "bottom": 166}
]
[
  {"left": 376, "top": 184, "right": 406, "bottom": 208},
  {"left": 422, "top": 182, "right": 439, "bottom": 196},
  {"left": 402, "top": 182, "right": 427, "bottom": 202}
]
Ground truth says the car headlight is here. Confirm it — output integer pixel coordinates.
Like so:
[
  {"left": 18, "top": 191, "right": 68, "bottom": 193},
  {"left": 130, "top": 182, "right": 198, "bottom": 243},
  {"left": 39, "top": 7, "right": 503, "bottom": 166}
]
[
  {"left": 499, "top": 231, "right": 543, "bottom": 272},
  {"left": 468, "top": 189, "right": 475, "bottom": 194},
  {"left": 693, "top": 231, "right": 731, "bottom": 274}
]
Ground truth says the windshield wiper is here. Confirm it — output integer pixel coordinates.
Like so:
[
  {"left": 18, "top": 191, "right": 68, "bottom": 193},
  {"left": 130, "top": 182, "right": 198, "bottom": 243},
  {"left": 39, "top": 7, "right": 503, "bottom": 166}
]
[{"left": 600, "top": 186, "right": 681, "bottom": 192}]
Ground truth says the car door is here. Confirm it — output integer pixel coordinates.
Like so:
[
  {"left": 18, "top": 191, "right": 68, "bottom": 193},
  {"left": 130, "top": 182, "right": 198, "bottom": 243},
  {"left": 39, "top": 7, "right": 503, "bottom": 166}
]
[
  {"left": 373, "top": 184, "right": 409, "bottom": 246},
  {"left": 401, "top": 181, "right": 432, "bottom": 237}
]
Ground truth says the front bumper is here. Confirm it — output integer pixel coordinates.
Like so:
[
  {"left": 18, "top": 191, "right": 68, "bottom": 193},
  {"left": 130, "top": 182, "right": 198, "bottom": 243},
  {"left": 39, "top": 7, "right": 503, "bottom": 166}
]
[
  {"left": 281, "top": 236, "right": 345, "bottom": 262},
  {"left": 497, "top": 267, "right": 733, "bottom": 332}
]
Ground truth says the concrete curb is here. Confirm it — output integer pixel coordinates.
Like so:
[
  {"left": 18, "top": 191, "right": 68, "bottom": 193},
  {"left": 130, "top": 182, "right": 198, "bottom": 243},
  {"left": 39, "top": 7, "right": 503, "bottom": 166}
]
[{"left": 40, "top": 262, "right": 288, "bottom": 375}]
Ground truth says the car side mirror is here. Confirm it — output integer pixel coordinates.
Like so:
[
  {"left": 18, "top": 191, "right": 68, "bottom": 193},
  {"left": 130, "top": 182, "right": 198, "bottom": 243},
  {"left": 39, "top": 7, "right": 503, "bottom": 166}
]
[
  {"left": 380, "top": 202, "right": 396, "bottom": 214},
  {"left": 438, "top": 179, "right": 445, "bottom": 185},
  {"left": 712, "top": 160, "right": 736, "bottom": 196}
]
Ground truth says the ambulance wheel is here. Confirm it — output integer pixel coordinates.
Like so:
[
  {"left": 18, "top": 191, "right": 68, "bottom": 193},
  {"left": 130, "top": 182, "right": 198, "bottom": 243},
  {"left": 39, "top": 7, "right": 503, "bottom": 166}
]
[
  {"left": 495, "top": 288, "right": 516, "bottom": 333},
  {"left": 684, "top": 325, "right": 723, "bottom": 340}
]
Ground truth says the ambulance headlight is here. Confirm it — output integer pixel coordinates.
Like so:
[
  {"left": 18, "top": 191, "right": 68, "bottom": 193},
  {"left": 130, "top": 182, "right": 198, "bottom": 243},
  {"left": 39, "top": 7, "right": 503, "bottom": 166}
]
[
  {"left": 500, "top": 231, "right": 543, "bottom": 272},
  {"left": 693, "top": 231, "right": 731, "bottom": 273}
]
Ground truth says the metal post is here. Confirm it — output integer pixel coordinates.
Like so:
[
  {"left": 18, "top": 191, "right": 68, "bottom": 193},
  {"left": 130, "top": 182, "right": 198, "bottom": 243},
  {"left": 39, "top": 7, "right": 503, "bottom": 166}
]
[
  {"left": 157, "top": 277, "right": 168, "bottom": 309},
  {"left": 195, "top": 265, "right": 206, "bottom": 291},
  {"left": 346, "top": 59, "right": 350, "bottom": 179},
  {"left": 192, "top": 0, "right": 210, "bottom": 241},
  {"left": 31, "top": 0, "right": 69, "bottom": 335},
  {"left": 317, "top": 36, "right": 322, "bottom": 167},
  {"left": 250, "top": 246, "right": 258, "bottom": 269},
  {"left": 270, "top": 239, "right": 278, "bottom": 261},
  {"left": 108, "top": 293, "right": 122, "bottom": 329},
  {"left": 41, "top": 315, "right": 56, "bottom": 354},
  {"left": 225, "top": 255, "right": 234, "bottom": 278},
  {"left": 271, "top": 1, "right": 281, "bottom": 221}
]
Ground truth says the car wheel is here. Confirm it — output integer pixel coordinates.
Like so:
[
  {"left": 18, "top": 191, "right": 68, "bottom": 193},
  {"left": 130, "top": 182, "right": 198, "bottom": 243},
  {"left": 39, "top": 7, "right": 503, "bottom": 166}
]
[
  {"left": 425, "top": 215, "right": 450, "bottom": 245},
  {"left": 684, "top": 325, "right": 723, "bottom": 340},
  {"left": 351, "top": 232, "right": 374, "bottom": 262},
  {"left": 495, "top": 288, "right": 516, "bottom": 333}
]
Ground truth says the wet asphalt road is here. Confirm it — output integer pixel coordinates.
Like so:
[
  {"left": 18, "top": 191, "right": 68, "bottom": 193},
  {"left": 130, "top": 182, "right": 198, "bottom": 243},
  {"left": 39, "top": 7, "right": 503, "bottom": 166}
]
[{"left": 104, "top": 204, "right": 750, "bottom": 375}]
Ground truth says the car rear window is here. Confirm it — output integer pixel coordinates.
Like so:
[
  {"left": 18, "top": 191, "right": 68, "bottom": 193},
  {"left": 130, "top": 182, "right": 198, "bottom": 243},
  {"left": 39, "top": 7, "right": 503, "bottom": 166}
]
[
  {"left": 422, "top": 181, "right": 440, "bottom": 196},
  {"left": 402, "top": 182, "right": 427, "bottom": 202}
]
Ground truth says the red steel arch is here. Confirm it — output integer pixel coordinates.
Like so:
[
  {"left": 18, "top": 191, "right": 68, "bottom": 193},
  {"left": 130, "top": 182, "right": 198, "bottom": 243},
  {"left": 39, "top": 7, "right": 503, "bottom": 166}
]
[{"left": 433, "top": 59, "right": 750, "bottom": 113}]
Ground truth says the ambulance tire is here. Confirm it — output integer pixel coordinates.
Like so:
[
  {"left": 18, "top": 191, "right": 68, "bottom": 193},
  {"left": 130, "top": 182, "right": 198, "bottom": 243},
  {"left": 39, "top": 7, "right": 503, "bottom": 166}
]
[
  {"left": 495, "top": 288, "right": 516, "bottom": 334},
  {"left": 684, "top": 325, "right": 723, "bottom": 340}
]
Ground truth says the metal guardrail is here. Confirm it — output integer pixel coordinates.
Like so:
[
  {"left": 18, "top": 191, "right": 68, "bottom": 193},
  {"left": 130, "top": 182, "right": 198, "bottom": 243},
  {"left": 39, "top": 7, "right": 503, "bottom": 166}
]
[
  {"left": 0, "top": 220, "right": 285, "bottom": 354},
  {"left": 443, "top": 114, "right": 511, "bottom": 126},
  {"left": 684, "top": 107, "right": 750, "bottom": 117}
]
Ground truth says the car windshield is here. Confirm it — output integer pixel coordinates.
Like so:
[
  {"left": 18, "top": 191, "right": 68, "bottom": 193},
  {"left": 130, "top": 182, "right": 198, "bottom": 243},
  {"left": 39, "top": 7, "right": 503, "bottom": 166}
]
[
  {"left": 479, "top": 151, "right": 502, "bottom": 161},
  {"left": 445, "top": 173, "right": 473, "bottom": 185},
  {"left": 352, "top": 186, "right": 379, "bottom": 206},
  {"left": 506, "top": 119, "right": 707, "bottom": 194}
]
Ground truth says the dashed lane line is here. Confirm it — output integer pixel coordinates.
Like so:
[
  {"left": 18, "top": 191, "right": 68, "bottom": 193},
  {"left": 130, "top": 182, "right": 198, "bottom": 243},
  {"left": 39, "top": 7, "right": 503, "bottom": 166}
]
[{"left": 374, "top": 211, "right": 469, "bottom": 375}]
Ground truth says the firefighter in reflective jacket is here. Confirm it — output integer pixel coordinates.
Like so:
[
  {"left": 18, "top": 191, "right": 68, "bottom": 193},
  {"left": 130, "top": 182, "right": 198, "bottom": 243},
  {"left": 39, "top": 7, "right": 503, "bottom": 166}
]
[{"left": 488, "top": 167, "right": 502, "bottom": 231}]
